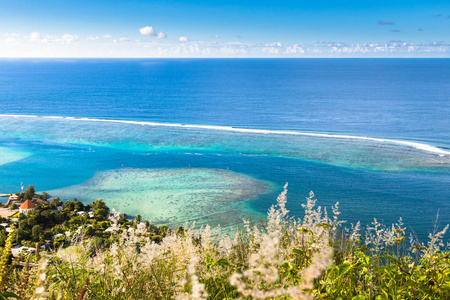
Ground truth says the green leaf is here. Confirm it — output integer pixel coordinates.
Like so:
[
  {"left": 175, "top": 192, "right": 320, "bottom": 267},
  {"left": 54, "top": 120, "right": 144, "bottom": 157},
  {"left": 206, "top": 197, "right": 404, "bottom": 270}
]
[
  {"left": 441, "top": 283, "right": 450, "bottom": 290},
  {"left": 315, "top": 222, "right": 333, "bottom": 230},
  {"left": 291, "top": 248, "right": 305, "bottom": 256},
  {"left": 282, "top": 261, "right": 294, "bottom": 271},
  {"left": 0, "top": 292, "right": 20, "bottom": 299},
  {"left": 297, "top": 227, "right": 312, "bottom": 234},
  {"left": 351, "top": 295, "right": 366, "bottom": 300},
  {"left": 381, "top": 254, "right": 400, "bottom": 265},
  {"left": 205, "top": 256, "right": 212, "bottom": 264},
  {"left": 338, "top": 264, "right": 353, "bottom": 277},
  {"left": 216, "top": 259, "right": 229, "bottom": 266},
  {"left": 348, "top": 275, "right": 358, "bottom": 284}
]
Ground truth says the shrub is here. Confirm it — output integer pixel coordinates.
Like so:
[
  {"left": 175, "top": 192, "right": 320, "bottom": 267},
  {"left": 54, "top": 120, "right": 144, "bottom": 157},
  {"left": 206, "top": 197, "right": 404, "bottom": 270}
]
[{"left": 0, "top": 185, "right": 448, "bottom": 299}]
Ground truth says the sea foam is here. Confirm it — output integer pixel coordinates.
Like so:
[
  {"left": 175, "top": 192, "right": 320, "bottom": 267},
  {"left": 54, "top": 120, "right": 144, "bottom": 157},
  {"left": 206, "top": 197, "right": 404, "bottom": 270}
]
[{"left": 2, "top": 114, "right": 449, "bottom": 156}]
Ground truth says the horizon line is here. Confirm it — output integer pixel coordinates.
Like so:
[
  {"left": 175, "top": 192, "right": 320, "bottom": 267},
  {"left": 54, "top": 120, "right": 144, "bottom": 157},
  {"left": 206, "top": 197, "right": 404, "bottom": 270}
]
[{"left": 1, "top": 57, "right": 450, "bottom": 59}]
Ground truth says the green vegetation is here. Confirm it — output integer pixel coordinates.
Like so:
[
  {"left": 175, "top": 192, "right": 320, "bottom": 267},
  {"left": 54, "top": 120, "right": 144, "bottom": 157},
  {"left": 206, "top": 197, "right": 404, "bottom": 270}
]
[
  {"left": 0, "top": 184, "right": 448, "bottom": 299},
  {"left": 23, "top": 185, "right": 35, "bottom": 202}
]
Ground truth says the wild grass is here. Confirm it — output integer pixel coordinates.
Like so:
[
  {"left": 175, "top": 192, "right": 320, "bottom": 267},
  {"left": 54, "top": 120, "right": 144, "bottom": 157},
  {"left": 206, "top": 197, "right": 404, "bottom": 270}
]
[{"left": 1, "top": 183, "right": 449, "bottom": 299}]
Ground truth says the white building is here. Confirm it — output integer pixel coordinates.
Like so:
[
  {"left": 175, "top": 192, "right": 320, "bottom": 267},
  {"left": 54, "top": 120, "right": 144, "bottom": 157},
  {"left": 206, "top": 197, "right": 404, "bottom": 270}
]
[{"left": 19, "top": 199, "right": 36, "bottom": 214}]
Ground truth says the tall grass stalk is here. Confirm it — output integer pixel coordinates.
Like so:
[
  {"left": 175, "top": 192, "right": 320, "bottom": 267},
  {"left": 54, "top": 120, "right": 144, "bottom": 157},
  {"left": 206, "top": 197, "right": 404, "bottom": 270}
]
[{"left": 0, "top": 185, "right": 449, "bottom": 299}]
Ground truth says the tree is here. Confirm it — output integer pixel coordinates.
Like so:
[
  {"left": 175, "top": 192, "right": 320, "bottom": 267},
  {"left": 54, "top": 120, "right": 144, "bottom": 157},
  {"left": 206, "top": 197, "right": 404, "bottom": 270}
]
[
  {"left": 91, "top": 199, "right": 108, "bottom": 212},
  {"left": 176, "top": 226, "right": 185, "bottom": 237},
  {"left": 147, "top": 223, "right": 159, "bottom": 234},
  {"left": 40, "top": 192, "right": 51, "bottom": 201},
  {"left": 32, "top": 225, "right": 43, "bottom": 242},
  {"left": 158, "top": 225, "right": 171, "bottom": 237},
  {"left": 23, "top": 185, "right": 35, "bottom": 201},
  {"left": 92, "top": 199, "right": 109, "bottom": 220},
  {"left": 74, "top": 200, "right": 84, "bottom": 211},
  {"left": 119, "top": 213, "right": 128, "bottom": 224},
  {"left": 84, "top": 226, "right": 95, "bottom": 236},
  {"left": 94, "top": 208, "right": 108, "bottom": 220},
  {"left": 15, "top": 227, "right": 29, "bottom": 244},
  {"left": 135, "top": 214, "right": 142, "bottom": 225},
  {"left": 63, "top": 201, "right": 76, "bottom": 211},
  {"left": 51, "top": 197, "right": 62, "bottom": 208}
]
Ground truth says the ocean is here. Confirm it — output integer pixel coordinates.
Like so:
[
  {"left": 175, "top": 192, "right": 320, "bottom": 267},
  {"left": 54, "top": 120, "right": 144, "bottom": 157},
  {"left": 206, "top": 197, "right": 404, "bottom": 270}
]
[{"left": 0, "top": 58, "right": 449, "bottom": 238}]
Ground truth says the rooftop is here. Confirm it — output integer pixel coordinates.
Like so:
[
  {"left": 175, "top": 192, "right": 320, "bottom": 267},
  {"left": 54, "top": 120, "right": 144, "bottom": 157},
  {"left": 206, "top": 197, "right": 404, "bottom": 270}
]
[{"left": 20, "top": 199, "right": 36, "bottom": 210}]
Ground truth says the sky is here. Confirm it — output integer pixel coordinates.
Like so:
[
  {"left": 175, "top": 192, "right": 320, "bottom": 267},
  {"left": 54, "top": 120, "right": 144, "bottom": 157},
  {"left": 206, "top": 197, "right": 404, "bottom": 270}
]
[{"left": 0, "top": 0, "right": 449, "bottom": 58}]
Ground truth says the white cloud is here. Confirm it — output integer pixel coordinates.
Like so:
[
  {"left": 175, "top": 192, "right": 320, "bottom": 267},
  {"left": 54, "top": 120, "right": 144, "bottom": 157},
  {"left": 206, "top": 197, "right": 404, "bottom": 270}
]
[
  {"left": 266, "top": 42, "right": 282, "bottom": 47},
  {"left": 29, "top": 32, "right": 41, "bottom": 42},
  {"left": 3, "top": 37, "right": 18, "bottom": 44},
  {"left": 86, "top": 35, "right": 99, "bottom": 41},
  {"left": 214, "top": 34, "right": 220, "bottom": 38},
  {"left": 116, "top": 37, "right": 133, "bottom": 43},
  {"left": 285, "top": 44, "right": 305, "bottom": 54},
  {"left": 140, "top": 26, "right": 166, "bottom": 39},
  {"left": 140, "top": 26, "right": 157, "bottom": 36},
  {"left": 3, "top": 33, "right": 20, "bottom": 45},
  {"left": 28, "top": 32, "right": 78, "bottom": 44},
  {"left": 61, "top": 34, "right": 78, "bottom": 44},
  {"left": 3, "top": 32, "right": 450, "bottom": 58}
]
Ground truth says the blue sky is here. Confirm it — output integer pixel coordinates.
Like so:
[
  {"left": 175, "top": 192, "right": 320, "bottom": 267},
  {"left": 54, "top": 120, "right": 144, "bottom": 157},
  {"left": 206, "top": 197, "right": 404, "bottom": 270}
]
[{"left": 1, "top": 0, "right": 449, "bottom": 57}]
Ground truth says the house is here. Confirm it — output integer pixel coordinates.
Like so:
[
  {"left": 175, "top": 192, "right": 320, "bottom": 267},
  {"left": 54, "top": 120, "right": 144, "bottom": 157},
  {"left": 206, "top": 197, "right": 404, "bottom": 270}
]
[
  {"left": 52, "top": 233, "right": 64, "bottom": 240},
  {"left": 11, "top": 245, "right": 23, "bottom": 257},
  {"left": 19, "top": 199, "right": 36, "bottom": 214},
  {"left": 32, "top": 198, "right": 48, "bottom": 205},
  {"left": 11, "top": 245, "right": 35, "bottom": 258},
  {"left": 40, "top": 244, "right": 51, "bottom": 251}
]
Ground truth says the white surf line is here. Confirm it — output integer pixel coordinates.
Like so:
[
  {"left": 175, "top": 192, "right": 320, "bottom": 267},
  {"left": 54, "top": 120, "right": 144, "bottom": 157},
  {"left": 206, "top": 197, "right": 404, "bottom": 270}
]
[{"left": 2, "top": 114, "right": 450, "bottom": 156}]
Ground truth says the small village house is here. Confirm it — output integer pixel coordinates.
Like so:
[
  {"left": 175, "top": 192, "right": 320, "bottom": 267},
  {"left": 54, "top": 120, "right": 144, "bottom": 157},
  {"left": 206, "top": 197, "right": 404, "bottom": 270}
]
[{"left": 19, "top": 199, "right": 36, "bottom": 214}]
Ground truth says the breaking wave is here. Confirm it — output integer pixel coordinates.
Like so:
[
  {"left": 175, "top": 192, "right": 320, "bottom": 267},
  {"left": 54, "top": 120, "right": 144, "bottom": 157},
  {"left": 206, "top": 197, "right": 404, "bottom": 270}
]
[{"left": 2, "top": 114, "right": 449, "bottom": 156}]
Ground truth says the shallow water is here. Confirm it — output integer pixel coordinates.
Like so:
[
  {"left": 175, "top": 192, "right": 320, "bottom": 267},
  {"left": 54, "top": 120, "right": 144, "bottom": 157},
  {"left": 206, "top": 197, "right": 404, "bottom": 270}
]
[
  {"left": 0, "top": 59, "right": 449, "bottom": 240},
  {"left": 0, "top": 146, "right": 30, "bottom": 166},
  {"left": 49, "top": 168, "right": 272, "bottom": 229},
  {"left": 0, "top": 116, "right": 448, "bottom": 172}
]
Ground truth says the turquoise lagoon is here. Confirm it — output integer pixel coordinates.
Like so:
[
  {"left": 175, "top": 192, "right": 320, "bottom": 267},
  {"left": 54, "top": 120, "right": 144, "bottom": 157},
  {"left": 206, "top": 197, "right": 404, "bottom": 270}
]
[
  {"left": 0, "top": 115, "right": 449, "bottom": 237},
  {"left": 0, "top": 146, "right": 30, "bottom": 166},
  {"left": 0, "top": 59, "right": 449, "bottom": 239},
  {"left": 49, "top": 168, "right": 272, "bottom": 228}
]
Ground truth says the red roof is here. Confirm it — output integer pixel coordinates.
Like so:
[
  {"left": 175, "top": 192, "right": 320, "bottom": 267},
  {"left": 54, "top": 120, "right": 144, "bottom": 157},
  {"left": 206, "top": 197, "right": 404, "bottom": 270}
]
[{"left": 20, "top": 199, "right": 36, "bottom": 210}]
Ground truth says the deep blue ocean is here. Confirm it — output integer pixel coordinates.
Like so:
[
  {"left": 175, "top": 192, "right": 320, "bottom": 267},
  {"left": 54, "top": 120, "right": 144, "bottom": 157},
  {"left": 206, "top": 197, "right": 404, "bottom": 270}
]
[{"left": 0, "top": 59, "right": 449, "bottom": 239}]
